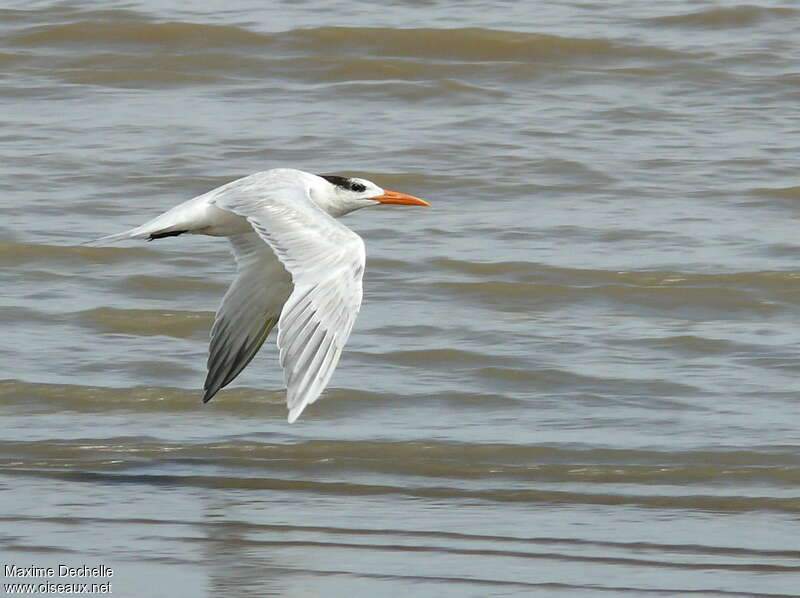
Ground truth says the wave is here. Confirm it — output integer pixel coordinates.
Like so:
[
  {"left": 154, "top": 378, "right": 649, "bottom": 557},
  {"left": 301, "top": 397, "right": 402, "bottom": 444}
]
[
  {"left": 10, "top": 21, "right": 271, "bottom": 48},
  {"left": 4, "top": 466, "right": 799, "bottom": 514},
  {"left": 427, "top": 259, "right": 800, "bottom": 311},
  {"left": 287, "top": 27, "right": 686, "bottom": 62},
  {"left": 11, "top": 511, "right": 800, "bottom": 561},
  {"left": 10, "top": 21, "right": 687, "bottom": 64},
  {"left": 0, "top": 240, "right": 158, "bottom": 266},
  {"left": 4, "top": 430, "right": 799, "bottom": 481},
  {"left": 425, "top": 279, "right": 787, "bottom": 319},
  {"left": 76, "top": 307, "right": 212, "bottom": 338},
  {"left": 751, "top": 186, "right": 800, "bottom": 200},
  {"left": 652, "top": 5, "right": 798, "bottom": 28}
]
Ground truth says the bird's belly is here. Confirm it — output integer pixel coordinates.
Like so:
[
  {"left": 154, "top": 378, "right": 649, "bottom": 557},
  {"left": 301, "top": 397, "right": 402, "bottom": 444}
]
[{"left": 196, "top": 204, "right": 254, "bottom": 237}]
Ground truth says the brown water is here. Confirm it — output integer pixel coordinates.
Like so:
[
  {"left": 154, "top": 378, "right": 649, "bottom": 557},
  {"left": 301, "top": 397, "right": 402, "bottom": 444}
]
[{"left": 2, "top": 1, "right": 800, "bottom": 596}]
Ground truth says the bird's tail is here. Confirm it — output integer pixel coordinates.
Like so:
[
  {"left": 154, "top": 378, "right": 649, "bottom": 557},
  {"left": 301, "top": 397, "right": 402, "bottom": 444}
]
[
  {"left": 87, "top": 227, "right": 150, "bottom": 245},
  {"left": 86, "top": 200, "right": 200, "bottom": 245}
]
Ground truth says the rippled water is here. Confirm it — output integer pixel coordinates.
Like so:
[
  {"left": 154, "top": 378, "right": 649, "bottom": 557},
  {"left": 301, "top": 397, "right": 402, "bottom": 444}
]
[{"left": 2, "top": 1, "right": 800, "bottom": 596}]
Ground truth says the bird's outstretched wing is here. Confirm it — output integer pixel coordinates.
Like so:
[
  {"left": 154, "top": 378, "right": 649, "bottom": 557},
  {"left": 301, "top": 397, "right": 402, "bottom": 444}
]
[
  {"left": 212, "top": 169, "right": 366, "bottom": 422},
  {"left": 203, "top": 233, "right": 292, "bottom": 403}
]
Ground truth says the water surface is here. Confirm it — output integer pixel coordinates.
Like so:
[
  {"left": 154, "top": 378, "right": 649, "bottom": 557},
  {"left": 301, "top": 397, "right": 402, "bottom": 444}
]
[{"left": 2, "top": 1, "right": 800, "bottom": 596}]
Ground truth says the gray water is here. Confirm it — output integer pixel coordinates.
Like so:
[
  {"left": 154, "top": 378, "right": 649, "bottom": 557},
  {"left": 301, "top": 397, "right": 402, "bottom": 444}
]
[{"left": 2, "top": 1, "right": 800, "bottom": 596}]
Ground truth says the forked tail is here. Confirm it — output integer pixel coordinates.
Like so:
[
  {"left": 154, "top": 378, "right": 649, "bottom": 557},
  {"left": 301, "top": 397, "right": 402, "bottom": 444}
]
[
  {"left": 88, "top": 227, "right": 148, "bottom": 245},
  {"left": 87, "top": 199, "right": 201, "bottom": 245}
]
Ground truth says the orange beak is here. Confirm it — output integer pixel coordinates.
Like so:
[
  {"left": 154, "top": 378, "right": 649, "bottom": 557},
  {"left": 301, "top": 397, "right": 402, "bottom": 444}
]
[{"left": 373, "top": 189, "right": 430, "bottom": 207}]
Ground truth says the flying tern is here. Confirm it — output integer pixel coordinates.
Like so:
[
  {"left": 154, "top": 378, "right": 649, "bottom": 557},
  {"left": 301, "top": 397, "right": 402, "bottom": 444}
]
[{"left": 95, "top": 168, "right": 429, "bottom": 422}]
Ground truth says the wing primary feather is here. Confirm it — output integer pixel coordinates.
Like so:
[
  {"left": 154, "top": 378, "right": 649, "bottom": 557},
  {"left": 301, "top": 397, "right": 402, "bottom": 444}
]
[
  {"left": 288, "top": 326, "right": 326, "bottom": 381},
  {"left": 283, "top": 321, "right": 321, "bottom": 370},
  {"left": 281, "top": 299, "right": 318, "bottom": 345},
  {"left": 291, "top": 334, "right": 335, "bottom": 401},
  {"left": 286, "top": 340, "right": 340, "bottom": 423}
]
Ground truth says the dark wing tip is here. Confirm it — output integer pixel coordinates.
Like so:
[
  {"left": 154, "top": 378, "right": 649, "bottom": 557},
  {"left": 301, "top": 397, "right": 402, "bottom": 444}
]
[
  {"left": 202, "top": 387, "right": 218, "bottom": 403},
  {"left": 202, "top": 315, "right": 279, "bottom": 406}
]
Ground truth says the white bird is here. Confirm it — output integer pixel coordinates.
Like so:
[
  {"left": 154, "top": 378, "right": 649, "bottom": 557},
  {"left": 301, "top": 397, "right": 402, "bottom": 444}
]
[{"left": 95, "top": 168, "right": 429, "bottom": 422}]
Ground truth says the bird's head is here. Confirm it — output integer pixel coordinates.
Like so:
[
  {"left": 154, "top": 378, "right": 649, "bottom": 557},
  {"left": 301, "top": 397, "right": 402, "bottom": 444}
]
[{"left": 315, "top": 174, "right": 429, "bottom": 216}]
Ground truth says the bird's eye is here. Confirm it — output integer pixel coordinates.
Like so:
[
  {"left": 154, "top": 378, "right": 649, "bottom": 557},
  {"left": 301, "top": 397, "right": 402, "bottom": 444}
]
[{"left": 351, "top": 182, "right": 366, "bottom": 193}]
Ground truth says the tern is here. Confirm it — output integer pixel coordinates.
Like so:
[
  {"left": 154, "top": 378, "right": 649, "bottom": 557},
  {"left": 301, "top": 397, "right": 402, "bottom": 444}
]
[{"left": 95, "top": 168, "right": 429, "bottom": 422}]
